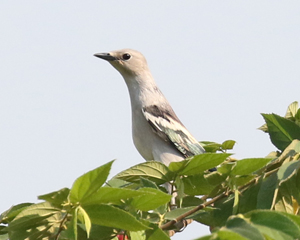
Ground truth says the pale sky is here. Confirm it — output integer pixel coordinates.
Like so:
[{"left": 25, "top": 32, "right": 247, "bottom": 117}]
[{"left": 1, "top": 1, "right": 300, "bottom": 239}]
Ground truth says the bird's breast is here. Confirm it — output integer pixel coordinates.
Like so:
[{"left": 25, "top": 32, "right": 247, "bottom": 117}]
[{"left": 131, "top": 108, "right": 155, "bottom": 160}]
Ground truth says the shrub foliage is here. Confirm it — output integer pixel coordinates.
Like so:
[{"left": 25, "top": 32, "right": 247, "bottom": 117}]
[{"left": 1, "top": 102, "right": 300, "bottom": 240}]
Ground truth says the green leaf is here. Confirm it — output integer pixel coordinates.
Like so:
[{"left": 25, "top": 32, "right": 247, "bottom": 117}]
[
  {"left": 84, "top": 204, "right": 150, "bottom": 231},
  {"left": 181, "top": 196, "right": 204, "bottom": 208},
  {"left": 257, "top": 172, "right": 277, "bottom": 209},
  {"left": 178, "top": 153, "right": 230, "bottom": 176},
  {"left": 262, "top": 113, "right": 300, "bottom": 151},
  {"left": 295, "top": 109, "right": 300, "bottom": 126},
  {"left": 0, "top": 233, "right": 9, "bottom": 240},
  {"left": 0, "top": 226, "right": 7, "bottom": 237},
  {"left": 146, "top": 224, "right": 170, "bottom": 240},
  {"left": 88, "top": 224, "right": 115, "bottom": 240},
  {"left": 281, "top": 213, "right": 300, "bottom": 229},
  {"left": 77, "top": 206, "right": 91, "bottom": 238},
  {"left": 81, "top": 187, "right": 147, "bottom": 206},
  {"left": 206, "top": 171, "right": 227, "bottom": 185},
  {"left": 8, "top": 202, "right": 61, "bottom": 230},
  {"left": 246, "top": 210, "right": 300, "bottom": 240},
  {"left": 8, "top": 202, "right": 63, "bottom": 240},
  {"left": 63, "top": 223, "right": 115, "bottom": 240},
  {"left": 258, "top": 123, "right": 268, "bottom": 133},
  {"left": 130, "top": 188, "right": 171, "bottom": 211},
  {"left": 295, "top": 140, "right": 300, "bottom": 152},
  {"left": 232, "top": 189, "right": 239, "bottom": 215},
  {"left": 193, "top": 235, "right": 213, "bottom": 240},
  {"left": 217, "top": 230, "right": 249, "bottom": 240},
  {"left": 69, "top": 161, "right": 114, "bottom": 203},
  {"left": 164, "top": 207, "right": 195, "bottom": 220},
  {"left": 38, "top": 188, "right": 70, "bottom": 207},
  {"left": 175, "top": 175, "right": 185, "bottom": 201},
  {"left": 200, "top": 141, "right": 222, "bottom": 153},
  {"left": 182, "top": 174, "right": 214, "bottom": 195},
  {"left": 279, "top": 172, "right": 300, "bottom": 205},
  {"left": 221, "top": 140, "right": 236, "bottom": 150},
  {"left": 232, "top": 175, "right": 255, "bottom": 187},
  {"left": 274, "top": 191, "right": 294, "bottom": 213},
  {"left": 231, "top": 158, "right": 272, "bottom": 176},
  {"left": 73, "top": 207, "right": 78, "bottom": 240},
  {"left": 130, "top": 230, "right": 146, "bottom": 240},
  {"left": 193, "top": 196, "right": 234, "bottom": 228},
  {"left": 196, "top": 211, "right": 300, "bottom": 240},
  {"left": 277, "top": 160, "right": 300, "bottom": 185},
  {"left": 115, "top": 161, "right": 173, "bottom": 184},
  {"left": 0, "top": 203, "right": 33, "bottom": 224},
  {"left": 168, "top": 160, "right": 188, "bottom": 172},
  {"left": 140, "top": 177, "right": 159, "bottom": 189},
  {"left": 106, "top": 178, "right": 133, "bottom": 188},
  {"left": 226, "top": 216, "right": 265, "bottom": 240},
  {"left": 217, "top": 162, "right": 235, "bottom": 175},
  {"left": 285, "top": 101, "right": 298, "bottom": 119},
  {"left": 238, "top": 178, "right": 262, "bottom": 213}
]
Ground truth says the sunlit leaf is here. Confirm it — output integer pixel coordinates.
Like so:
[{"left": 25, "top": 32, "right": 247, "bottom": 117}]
[
  {"left": 69, "top": 161, "right": 114, "bottom": 203},
  {"left": 217, "top": 230, "right": 248, "bottom": 240},
  {"left": 277, "top": 160, "right": 300, "bottom": 185},
  {"left": 200, "top": 141, "right": 222, "bottom": 153},
  {"left": 8, "top": 202, "right": 61, "bottom": 230},
  {"left": 130, "top": 230, "right": 146, "bottom": 240},
  {"left": 115, "top": 161, "right": 173, "bottom": 184},
  {"left": 0, "top": 203, "right": 33, "bottom": 224},
  {"left": 8, "top": 202, "right": 63, "bottom": 240},
  {"left": 231, "top": 158, "right": 272, "bottom": 176},
  {"left": 130, "top": 188, "right": 171, "bottom": 211},
  {"left": 84, "top": 204, "right": 150, "bottom": 231},
  {"left": 77, "top": 206, "right": 91, "bottom": 238},
  {"left": 274, "top": 191, "right": 294, "bottom": 214},
  {"left": 38, "top": 188, "right": 69, "bottom": 207},
  {"left": 222, "top": 140, "right": 236, "bottom": 150},
  {"left": 262, "top": 114, "right": 300, "bottom": 151},
  {"left": 81, "top": 187, "right": 147, "bottom": 206},
  {"left": 178, "top": 153, "right": 230, "bottom": 176},
  {"left": 285, "top": 101, "right": 299, "bottom": 120},
  {"left": 73, "top": 206, "right": 78, "bottom": 240}
]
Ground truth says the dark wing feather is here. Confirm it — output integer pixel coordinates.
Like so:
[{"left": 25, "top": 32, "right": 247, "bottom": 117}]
[{"left": 142, "top": 105, "right": 205, "bottom": 157}]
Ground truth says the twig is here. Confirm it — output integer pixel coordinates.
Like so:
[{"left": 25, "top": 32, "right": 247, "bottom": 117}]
[
  {"left": 161, "top": 192, "right": 225, "bottom": 230},
  {"left": 55, "top": 212, "right": 69, "bottom": 240},
  {"left": 161, "top": 165, "right": 281, "bottom": 230}
]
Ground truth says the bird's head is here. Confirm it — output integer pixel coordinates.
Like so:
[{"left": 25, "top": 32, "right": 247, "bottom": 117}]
[{"left": 94, "top": 49, "right": 150, "bottom": 77}]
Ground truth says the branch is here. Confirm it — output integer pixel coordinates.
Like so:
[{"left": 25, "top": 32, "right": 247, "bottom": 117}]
[
  {"left": 55, "top": 212, "right": 69, "bottom": 240},
  {"left": 161, "top": 165, "right": 280, "bottom": 231},
  {"left": 161, "top": 193, "right": 225, "bottom": 230}
]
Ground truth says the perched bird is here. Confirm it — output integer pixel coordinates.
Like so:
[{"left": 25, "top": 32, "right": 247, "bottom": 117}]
[{"left": 94, "top": 49, "right": 205, "bottom": 167}]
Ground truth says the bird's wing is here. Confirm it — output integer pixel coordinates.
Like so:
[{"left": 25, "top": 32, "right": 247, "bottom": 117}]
[{"left": 142, "top": 105, "right": 205, "bottom": 158}]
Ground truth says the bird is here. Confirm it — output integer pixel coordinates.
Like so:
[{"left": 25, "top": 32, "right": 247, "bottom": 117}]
[{"left": 94, "top": 49, "right": 206, "bottom": 167}]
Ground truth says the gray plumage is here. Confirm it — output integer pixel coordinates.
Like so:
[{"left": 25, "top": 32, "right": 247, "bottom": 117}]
[{"left": 94, "top": 49, "right": 205, "bottom": 167}]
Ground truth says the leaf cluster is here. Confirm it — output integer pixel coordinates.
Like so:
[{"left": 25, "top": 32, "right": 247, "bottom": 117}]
[{"left": 0, "top": 102, "right": 300, "bottom": 240}]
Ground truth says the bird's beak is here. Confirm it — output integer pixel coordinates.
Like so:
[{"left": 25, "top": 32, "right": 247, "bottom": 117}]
[{"left": 94, "top": 53, "right": 117, "bottom": 61}]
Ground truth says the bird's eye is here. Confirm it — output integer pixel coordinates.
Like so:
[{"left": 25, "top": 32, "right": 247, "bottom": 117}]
[{"left": 122, "top": 53, "right": 131, "bottom": 60}]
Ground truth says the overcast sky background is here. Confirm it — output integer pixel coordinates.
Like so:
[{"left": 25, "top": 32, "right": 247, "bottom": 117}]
[{"left": 1, "top": 1, "right": 300, "bottom": 239}]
